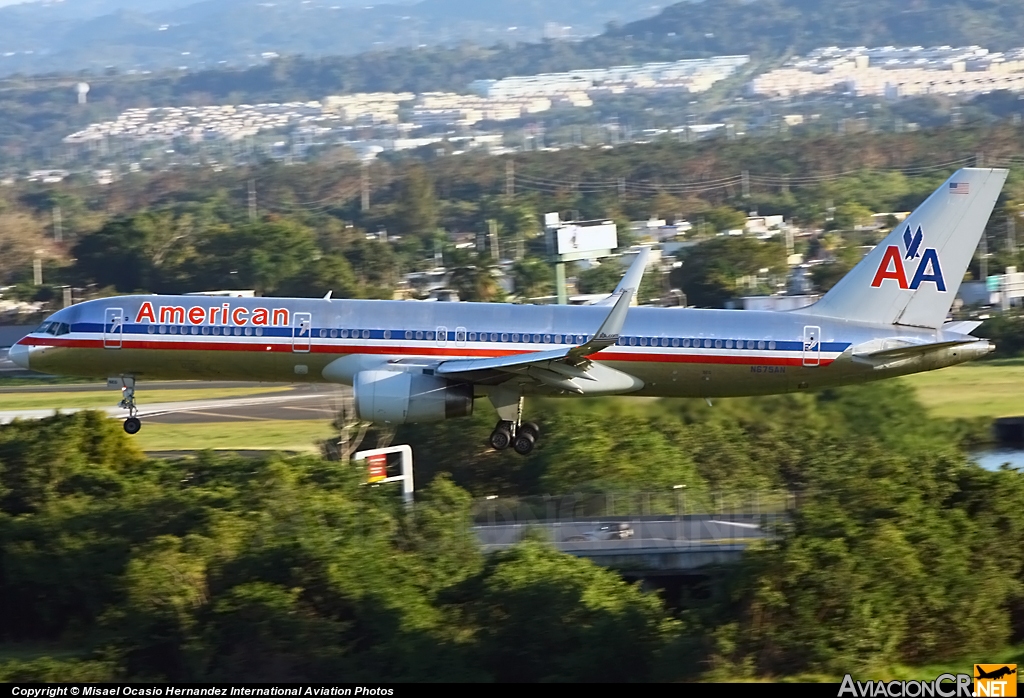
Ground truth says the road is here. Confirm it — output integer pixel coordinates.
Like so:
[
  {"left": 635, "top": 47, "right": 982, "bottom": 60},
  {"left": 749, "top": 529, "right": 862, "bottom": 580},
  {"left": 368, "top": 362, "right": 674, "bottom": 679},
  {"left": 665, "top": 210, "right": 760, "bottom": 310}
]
[{"left": 474, "top": 514, "right": 772, "bottom": 552}]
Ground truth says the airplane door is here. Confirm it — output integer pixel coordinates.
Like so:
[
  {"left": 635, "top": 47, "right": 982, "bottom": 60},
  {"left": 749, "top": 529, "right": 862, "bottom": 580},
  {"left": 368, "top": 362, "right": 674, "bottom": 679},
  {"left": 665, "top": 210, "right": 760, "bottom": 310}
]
[
  {"left": 104, "top": 307, "right": 123, "bottom": 349},
  {"left": 293, "top": 313, "right": 312, "bottom": 353},
  {"left": 802, "top": 325, "right": 821, "bottom": 367}
]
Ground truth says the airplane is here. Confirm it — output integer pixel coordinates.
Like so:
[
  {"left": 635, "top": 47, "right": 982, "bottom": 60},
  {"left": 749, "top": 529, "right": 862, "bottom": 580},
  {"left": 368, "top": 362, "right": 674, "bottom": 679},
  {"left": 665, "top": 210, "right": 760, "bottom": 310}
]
[
  {"left": 976, "top": 666, "right": 1017, "bottom": 681},
  {"left": 9, "top": 167, "right": 1008, "bottom": 456}
]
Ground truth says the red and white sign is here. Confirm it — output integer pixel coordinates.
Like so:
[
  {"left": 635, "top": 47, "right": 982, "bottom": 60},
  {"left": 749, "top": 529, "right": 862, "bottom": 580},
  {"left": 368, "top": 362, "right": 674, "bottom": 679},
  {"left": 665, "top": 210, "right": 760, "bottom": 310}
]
[{"left": 367, "top": 454, "right": 387, "bottom": 483}]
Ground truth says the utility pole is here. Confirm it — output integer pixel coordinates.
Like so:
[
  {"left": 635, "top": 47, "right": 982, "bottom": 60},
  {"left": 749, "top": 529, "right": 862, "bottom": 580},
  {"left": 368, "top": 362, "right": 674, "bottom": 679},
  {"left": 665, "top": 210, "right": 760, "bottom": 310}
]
[
  {"left": 976, "top": 151, "right": 985, "bottom": 168},
  {"left": 52, "top": 206, "right": 63, "bottom": 243},
  {"left": 248, "top": 179, "right": 257, "bottom": 222},
  {"left": 741, "top": 170, "right": 750, "bottom": 199},
  {"left": 505, "top": 160, "right": 514, "bottom": 199},
  {"left": 33, "top": 254, "right": 42, "bottom": 286},
  {"left": 488, "top": 219, "right": 499, "bottom": 260},
  {"left": 617, "top": 177, "right": 626, "bottom": 198},
  {"left": 981, "top": 231, "right": 989, "bottom": 282},
  {"left": 361, "top": 162, "right": 370, "bottom": 211}
]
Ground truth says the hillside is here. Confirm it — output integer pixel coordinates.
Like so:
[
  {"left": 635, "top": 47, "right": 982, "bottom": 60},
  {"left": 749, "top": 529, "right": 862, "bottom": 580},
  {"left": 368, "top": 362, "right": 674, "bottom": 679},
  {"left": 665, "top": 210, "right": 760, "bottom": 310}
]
[
  {"left": 0, "top": 0, "right": 671, "bottom": 76},
  {"left": 615, "top": 0, "right": 1024, "bottom": 54}
]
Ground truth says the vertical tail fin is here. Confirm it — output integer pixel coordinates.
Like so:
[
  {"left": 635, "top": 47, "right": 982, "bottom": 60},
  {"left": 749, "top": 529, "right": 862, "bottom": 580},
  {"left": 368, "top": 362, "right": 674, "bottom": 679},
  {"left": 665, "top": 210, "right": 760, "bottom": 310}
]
[{"left": 796, "top": 167, "right": 1008, "bottom": 329}]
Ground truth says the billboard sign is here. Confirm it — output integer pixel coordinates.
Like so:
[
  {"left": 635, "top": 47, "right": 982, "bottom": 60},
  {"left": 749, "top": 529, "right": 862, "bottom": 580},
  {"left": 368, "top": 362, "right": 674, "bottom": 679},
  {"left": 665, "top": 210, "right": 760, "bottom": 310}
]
[{"left": 554, "top": 222, "right": 618, "bottom": 256}]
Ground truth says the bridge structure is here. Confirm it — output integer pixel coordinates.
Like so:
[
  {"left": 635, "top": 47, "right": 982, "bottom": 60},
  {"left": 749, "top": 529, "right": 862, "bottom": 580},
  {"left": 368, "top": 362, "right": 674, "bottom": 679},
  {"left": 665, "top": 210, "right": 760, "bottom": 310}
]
[{"left": 471, "top": 491, "right": 792, "bottom": 575}]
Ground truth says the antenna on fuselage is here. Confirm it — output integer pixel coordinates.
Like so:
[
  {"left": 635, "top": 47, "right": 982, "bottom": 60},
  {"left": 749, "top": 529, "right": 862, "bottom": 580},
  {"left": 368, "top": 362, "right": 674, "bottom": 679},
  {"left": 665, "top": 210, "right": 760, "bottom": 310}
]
[{"left": 323, "top": 290, "right": 333, "bottom": 300}]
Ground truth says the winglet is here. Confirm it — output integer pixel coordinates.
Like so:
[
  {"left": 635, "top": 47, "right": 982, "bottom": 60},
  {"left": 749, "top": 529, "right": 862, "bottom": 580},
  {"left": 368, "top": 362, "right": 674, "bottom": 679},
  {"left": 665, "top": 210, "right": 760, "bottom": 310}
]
[
  {"left": 593, "top": 246, "right": 651, "bottom": 307},
  {"left": 568, "top": 285, "right": 633, "bottom": 363}
]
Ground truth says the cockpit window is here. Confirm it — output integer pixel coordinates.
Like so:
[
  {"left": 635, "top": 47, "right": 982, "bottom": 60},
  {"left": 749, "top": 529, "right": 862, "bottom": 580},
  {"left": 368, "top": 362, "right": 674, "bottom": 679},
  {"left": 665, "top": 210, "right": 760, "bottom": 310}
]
[{"left": 34, "top": 321, "right": 70, "bottom": 336}]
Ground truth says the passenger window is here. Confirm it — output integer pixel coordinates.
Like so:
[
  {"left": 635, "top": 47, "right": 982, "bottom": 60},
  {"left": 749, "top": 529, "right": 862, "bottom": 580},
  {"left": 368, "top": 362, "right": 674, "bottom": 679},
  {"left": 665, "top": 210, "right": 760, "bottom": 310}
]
[
  {"left": 758, "top": 340, "right": 765, "bottom": 350},
  {"left": 255, "top": 328, "right": 263, "bottom": 337},
  {"left": 191, "top": 326, "right": 199, "bottom": 335},
  {"left": 501, "top": 333, "right": 508, "bottom": 342},
  {"left": 511, "top": 333, "right": 519, "bottom": 342},
  {"left": 468, "top": 332, "right": 476, "bottom": 341},
  {"left": 148, "top": 326, "right": 156, "bottom": 335},
  {"left": 330, "top": 329, "right": 338, "bottom": 338},
  {"left": 384, "top": 330, "right": 392, "bottom": 339},
  {"left": 544, "top": 334, "right": 552, "bottom": 343},
  {"left": 769, "top": 341, "right": 776, "bottom": 350},
  {"left": 533, "top": 334, "right": 540, "bottom": 343},
  {"left": 404, "top": 330, "right": 412, "bottom": 340},
  {"left": 362, "top": 330, "right": 370, "bottom": 339},
  {"left": 672, "top": 338, "right": 680, "bottom": 347},
  {"left": 629, "top": 337, "right": 637, "bottom": 346},
  {"left": 245, "top": 327, "right": 253, "bottom": 336},
  {"left": 415, "top": 330, "right": 424, "bottom": 340},
  {"left": 210, "top": 326, "right": 218, "bottom": 335},
  {"left": 725, "top": 340, "right": 733, "bottom": 349}
]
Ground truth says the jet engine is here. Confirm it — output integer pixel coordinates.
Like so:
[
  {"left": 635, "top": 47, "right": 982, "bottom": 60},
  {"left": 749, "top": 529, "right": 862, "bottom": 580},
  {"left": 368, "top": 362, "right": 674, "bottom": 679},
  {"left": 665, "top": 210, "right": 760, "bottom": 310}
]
[{"left": 353, "top": 370, "right": 474, "bottom": 424}]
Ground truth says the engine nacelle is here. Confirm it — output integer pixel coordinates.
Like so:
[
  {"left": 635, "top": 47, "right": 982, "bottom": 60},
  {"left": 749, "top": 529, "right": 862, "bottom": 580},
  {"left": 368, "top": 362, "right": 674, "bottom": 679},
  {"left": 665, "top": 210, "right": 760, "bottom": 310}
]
[{"left": 353, "top": 370, "right": 474, "bottom": 424}]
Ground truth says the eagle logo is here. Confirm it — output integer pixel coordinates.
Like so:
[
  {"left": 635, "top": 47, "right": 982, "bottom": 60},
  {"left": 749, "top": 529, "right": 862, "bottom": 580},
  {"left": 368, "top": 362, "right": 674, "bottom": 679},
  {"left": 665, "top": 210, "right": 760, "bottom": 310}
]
[{"left": 903, "top": 225, "right": 923, "bottom": 260}]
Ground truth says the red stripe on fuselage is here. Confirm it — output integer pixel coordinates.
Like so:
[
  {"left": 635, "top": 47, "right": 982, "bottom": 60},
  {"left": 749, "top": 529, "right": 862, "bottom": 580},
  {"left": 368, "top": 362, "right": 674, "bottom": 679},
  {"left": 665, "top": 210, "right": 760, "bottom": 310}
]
[{"left": 18, "top": 336, "right": 835, "bottom": 367}]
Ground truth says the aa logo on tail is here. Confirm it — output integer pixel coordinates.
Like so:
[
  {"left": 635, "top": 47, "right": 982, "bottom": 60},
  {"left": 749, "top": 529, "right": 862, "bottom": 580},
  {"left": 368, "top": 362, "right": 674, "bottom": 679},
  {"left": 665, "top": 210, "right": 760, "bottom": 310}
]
[{"left": 870, "top": 225, "right": 946, "bottom": 291}]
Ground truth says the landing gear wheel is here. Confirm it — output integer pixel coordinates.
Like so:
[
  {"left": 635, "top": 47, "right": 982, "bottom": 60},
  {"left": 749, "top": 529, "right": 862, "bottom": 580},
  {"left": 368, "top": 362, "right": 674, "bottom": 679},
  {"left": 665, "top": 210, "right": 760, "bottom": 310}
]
[
  {"left": 489, "top": 421, "right": 513, "bottom": 451},
  {"left": 513, "top": 431, "right": 536, "bottom": 456},
  {"left": 123, "top": 417, "right": 142, "bottom": 435},
  {"left": 520, "top": 422, "right": 540, "bottom": 440}
]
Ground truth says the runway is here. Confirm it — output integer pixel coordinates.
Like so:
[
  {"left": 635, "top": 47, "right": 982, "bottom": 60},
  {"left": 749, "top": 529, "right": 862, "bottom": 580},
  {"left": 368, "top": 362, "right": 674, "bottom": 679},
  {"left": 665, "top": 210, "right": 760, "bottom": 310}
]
[{"left": 0, "top": 378, "right": 352, "bottom": 425}]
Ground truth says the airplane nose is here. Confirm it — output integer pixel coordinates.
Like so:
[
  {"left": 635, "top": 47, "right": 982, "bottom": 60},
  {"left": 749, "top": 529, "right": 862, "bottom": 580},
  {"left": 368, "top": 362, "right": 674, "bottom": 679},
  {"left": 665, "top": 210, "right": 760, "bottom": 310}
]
[{"left": 8, "top": 342, "right": 30, "bottom": 370}]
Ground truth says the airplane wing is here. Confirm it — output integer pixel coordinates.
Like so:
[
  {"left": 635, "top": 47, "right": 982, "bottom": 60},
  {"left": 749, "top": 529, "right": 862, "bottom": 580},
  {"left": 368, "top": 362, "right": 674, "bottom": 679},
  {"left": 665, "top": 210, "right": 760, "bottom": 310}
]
[
  {"left": 434, "top": 279, "right": 643, "bottom": 395},
  {"left": 592, "top": 246, "right": 651, "bottom": 307}
]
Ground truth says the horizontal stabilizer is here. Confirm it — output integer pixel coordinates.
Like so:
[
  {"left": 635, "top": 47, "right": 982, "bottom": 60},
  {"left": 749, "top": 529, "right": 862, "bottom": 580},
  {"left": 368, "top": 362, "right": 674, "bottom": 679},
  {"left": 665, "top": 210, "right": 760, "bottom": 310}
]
[
  {"left": 851, "top": 338, "right": 990, "bottom": 369},
  {"left": 942, "top": 320, "right": 983, "bottom": 335}
]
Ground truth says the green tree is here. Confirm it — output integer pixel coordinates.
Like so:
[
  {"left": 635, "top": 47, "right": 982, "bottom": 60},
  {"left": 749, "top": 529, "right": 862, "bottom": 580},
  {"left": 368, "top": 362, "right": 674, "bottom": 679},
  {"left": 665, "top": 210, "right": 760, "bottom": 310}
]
[
  {"left": 470, "top": 540, "right": 682, "bottom": 682},
  {"left": 393, "top": 164, "right": 438, "bottom": 239}
]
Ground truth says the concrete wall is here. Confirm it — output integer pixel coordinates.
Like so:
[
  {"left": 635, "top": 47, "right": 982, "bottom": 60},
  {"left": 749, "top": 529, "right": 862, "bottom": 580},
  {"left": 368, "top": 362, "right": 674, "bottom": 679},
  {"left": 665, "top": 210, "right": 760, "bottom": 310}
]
[{"left": 0, "top": 325, "right": 32, "bottom": 348}]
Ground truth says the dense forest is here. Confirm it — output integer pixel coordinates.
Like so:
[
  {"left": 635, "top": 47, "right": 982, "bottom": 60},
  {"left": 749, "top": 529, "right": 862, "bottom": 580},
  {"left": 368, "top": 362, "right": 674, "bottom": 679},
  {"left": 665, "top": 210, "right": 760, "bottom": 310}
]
[{"left": 0, "top": 380, "right": 1021, "bottom": 681}]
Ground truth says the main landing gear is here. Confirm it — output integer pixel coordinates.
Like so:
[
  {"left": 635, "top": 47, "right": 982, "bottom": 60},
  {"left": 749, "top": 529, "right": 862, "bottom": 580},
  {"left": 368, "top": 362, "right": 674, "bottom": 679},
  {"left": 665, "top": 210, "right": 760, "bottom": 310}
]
[
  {"left": 489, "top": 420, "right": 540, "bottom": 456},
  {"left": 117, "top": 376, "right": 141, "bottom": 434}
]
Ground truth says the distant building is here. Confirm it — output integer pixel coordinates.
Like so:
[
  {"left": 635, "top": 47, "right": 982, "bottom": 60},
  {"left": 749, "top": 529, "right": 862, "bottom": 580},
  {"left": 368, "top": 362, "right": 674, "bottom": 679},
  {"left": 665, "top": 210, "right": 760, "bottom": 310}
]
[{"left": 729, "top": 295, "right": 819, "bottom": 311}]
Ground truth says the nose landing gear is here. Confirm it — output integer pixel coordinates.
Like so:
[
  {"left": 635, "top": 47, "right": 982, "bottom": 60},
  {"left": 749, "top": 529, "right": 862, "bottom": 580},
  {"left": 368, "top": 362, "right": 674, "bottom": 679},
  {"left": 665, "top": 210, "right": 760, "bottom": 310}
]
[{"left": 117, "top": 376, "right": 141, "bottom": 434}]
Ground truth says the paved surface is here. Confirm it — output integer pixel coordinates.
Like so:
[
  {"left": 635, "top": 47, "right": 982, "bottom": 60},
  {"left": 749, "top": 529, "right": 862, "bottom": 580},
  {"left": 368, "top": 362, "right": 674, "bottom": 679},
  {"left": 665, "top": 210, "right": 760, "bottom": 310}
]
[
  {"left": 0, "top": 379, "right": 352, "bottom": 425},
  {"left": 474, "top": 514, "right": 771, "bottom": 549}
]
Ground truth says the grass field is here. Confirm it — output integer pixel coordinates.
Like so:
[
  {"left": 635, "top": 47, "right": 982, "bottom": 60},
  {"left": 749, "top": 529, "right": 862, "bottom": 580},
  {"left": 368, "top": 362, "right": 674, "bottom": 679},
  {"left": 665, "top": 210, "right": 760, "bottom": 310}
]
[
  {"left": 0, "top": 386, "right": 293, "bottom": 411},
  {"left": 3, "top": 359, "right": 1023, "bottom": 451},
  {"left": 132, "top": 420, "right": 334, "bottom": 453},
  {"left": 902, "top": 358, "right": 1024, "bottom": 420}
]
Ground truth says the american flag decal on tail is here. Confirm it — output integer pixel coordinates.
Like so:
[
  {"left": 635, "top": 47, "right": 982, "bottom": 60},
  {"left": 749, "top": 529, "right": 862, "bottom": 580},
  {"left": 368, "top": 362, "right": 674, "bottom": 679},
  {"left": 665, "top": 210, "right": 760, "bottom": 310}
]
[{"left": 950, "top": 182, "right": 970, "bottom": 194}]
